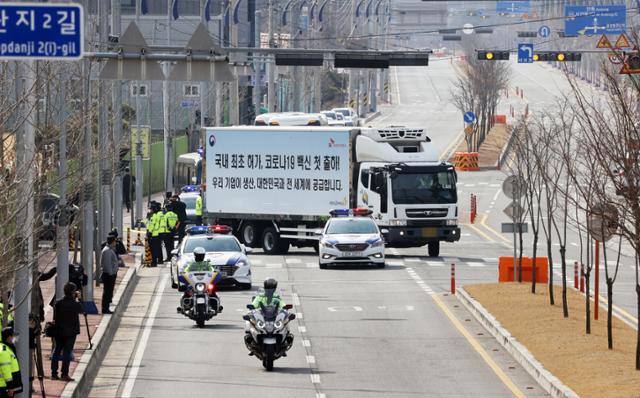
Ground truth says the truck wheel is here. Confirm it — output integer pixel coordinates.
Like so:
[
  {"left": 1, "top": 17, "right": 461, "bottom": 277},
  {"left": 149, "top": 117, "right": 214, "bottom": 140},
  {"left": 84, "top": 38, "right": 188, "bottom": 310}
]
[
  {"left": 241, "top": 222, "right": 260, "bottom": 247},
  {"left": 262, "top": 227, "right": 281, "bottom": 255},
  {"left": 427, "top": 241, "right": 440, "bottom": 257},
  {"left": 277, "top": 241, "right": 290, "bottom": 255}
]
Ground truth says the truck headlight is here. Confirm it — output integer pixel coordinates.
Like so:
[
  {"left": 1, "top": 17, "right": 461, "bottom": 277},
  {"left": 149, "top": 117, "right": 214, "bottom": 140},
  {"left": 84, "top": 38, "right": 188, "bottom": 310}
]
[
  {"left": 446, "top": 219, "right": 457, "bottom": 226},
  {"left": 389, "top": 220, "right": 406, "bottom": 226}
]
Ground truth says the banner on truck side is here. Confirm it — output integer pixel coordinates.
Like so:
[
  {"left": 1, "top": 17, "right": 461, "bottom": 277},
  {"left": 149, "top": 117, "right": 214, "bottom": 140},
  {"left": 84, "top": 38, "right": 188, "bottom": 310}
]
[{"left": 205, "top": 128, "right": 351, "bottom": 216}]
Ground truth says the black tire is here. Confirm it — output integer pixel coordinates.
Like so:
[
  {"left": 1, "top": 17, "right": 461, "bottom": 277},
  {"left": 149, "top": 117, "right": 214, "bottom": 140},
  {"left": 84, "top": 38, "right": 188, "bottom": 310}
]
[
  {"left": 428, "top": 241, "right": 440, "bottom": 257},
  {"left": 264, "top": 344, "right": 275, "bottom": 371},
  {"left": 196, "top": 304, "right": 206, "bottom": 328},
  {"left": 262, "top": 227, "right": 281, "bottom": 255},
  {"left": 241, "top": 222, "right": 260, "bottom": 248},
  {"left": 278, "top": 241, "right": 290, "bottom": 255},
  {"left": 238, "top": 282, "right": 252, "bottom": 290},
  {"left": 376, "top": 262, "right": 386, "bottom": 269},
  {"left": 319, "top": 261, "right": 327, "bottom": 269},
  {"left": 312, "top": 242, "right": 320, "bottom": 254}
]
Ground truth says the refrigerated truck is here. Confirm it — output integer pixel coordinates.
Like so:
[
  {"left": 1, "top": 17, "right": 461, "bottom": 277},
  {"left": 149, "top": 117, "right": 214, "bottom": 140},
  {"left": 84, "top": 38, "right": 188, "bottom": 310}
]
[{"left": 202, "top": 126, "right": 460, "bottom": 256}]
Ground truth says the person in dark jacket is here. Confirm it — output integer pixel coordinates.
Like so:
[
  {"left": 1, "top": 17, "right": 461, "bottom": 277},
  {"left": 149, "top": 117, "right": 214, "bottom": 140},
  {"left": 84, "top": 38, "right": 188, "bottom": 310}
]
[
  {"left": 122, "top": 168, "right": 135, "bottom": 212},
  {"left": 170, "top": 195, "right": 187, "bottom": 243},
  {"left": 51, "top": 282, "right": 84, "bottom": 381}
]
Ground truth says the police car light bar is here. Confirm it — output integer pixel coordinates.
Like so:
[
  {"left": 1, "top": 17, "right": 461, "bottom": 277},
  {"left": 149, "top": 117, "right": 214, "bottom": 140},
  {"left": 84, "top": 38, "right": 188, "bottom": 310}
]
[
  {"left": 181, "top": 185, "right": 199, "bottom": 193},
  {"left": 329, "top": 208, "right": 373, "bottom": 217},
  {"left": 329, "top": 208, "right": 351, "bottom": 217},
  {"left": 210, "top": 224, "right": 232, "bottom": 234},
  {"left": 352, "top": 208, "right": 373, "bottom": 216},
  {"left": 186, "top": 226, "right": 209, "bottom": 235}
]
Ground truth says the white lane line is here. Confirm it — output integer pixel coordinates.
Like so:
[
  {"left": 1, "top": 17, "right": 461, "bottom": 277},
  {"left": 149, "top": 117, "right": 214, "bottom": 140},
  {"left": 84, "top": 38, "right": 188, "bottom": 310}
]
[
  {"left": 328, "top": 307, "right": 338, "bottom": 312},
  {"left": 297, "top": 312, "right": 304, "bottom": 319},
  {"left": 483, "top": 258, "right": 499, "bottom": 262},
  {"left": 570, "top": 242, "right": 578, "bottom": 247},
  {"left": 316, "top": 394, "right": 326, "bottom": 398},
  {"left": 251, "top": 259, "right": 263, "bottom": 264},
  {"left": 405, "top": 257, "right": 421, "bottom": 262},
  {"left": 292, "top": 293, "right": 300, "bottom": 306},
  {"left": 492, "top": 189, "right": 502, "bottom": 201},
  {"left": 303, "top": 339, "right": 312, "bottom": 347},
  {"left": 427, "top": 262, "right": 445, "bottom": 267},
  {"left": 468, "top": 262, "right": 486, "bottom": 267},
  {"left": 353, "top": 306, "right": 363, "bottom": 312},
  {"left": 443, "top": 257, "right": 459, "bottom": 263},
  {"left": 378, "top": 305, "right": 387, "bottom": 310},
  {"left": 266, "top": 263, "right": 283, "bottom": 268},
  {"left": 406, "top": 305, "right": 415, "bottom": 311},
  {"left": 461, "top": 233, "right": 471, "bottom": 237},
  {"left": 390, "top": 248, "right": 400, "bottom": 255},
  {"left": 387, "top": 260, "right": 404, "bottom": 266},
  {"left": 306, "top": 355, "right": 316, "bottom": 364},
  {"left": 478, "top": 182, "right": 489, "bottom": 185},
  {"left": 311, "top": 373, "right": 321, "bottom": 384},
  {"left": 286, "top": 258, "right": 302, "bottom": 264},
  {"left": 121, "top": 274, "right": 169, "bottom": 398},
  {"left": 298, "top": 326, "right": 307, "bottom": 333},
  {"left": 490, "top": 184, "right": 501, "bottom": 188}
]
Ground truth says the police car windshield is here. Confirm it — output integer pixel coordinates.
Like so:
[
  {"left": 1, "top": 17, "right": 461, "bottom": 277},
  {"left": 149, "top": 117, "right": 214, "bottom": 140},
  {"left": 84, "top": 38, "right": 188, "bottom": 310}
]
[
  {"left": 326, "top": 218, "right": 378, "bottom": 235},
  {"left": 184, "top": 237, "right": 241, "bottom": 253},
  {"left": 180, "top": 196, "right": 197, "bottom": 209}
]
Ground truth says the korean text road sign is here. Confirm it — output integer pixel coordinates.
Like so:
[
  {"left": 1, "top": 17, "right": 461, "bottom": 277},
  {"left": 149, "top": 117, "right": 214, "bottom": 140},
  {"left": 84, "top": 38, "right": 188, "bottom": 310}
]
[
  {"left": 0, "top": 3, "right": 83, "bottom": 60},
  {"left": 518, "top": 43, "right": 533, "bottom": 63},
  {"left": 565, "top": 5, "right": 626, "bottom": 37},
  {"left": 131, "top": 126, "right": 151, "bottom": 159}
]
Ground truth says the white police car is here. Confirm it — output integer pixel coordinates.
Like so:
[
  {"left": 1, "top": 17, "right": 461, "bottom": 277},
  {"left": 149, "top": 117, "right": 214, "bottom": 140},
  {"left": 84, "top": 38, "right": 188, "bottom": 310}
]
[
  {"left": 317, "top": 209, "right": 388, "bottom": 269},
  {"left": 170, "top": 225, "right": 252, "bottom": 289}
]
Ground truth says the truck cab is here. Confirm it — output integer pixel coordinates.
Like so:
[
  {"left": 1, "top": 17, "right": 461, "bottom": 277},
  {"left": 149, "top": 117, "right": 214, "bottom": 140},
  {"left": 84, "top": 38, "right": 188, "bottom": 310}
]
[{"left": 353, "top": 127, "right": 460, "bottom": 257}]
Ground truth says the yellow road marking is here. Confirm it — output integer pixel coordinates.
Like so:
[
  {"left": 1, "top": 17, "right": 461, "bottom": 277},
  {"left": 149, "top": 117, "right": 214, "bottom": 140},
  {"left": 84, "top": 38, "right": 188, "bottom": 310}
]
[
  {"left": 431, "top": 293, "right": 527, "bottom": 398},
  {"left": 593, "top": 292, "right": 638, "bottom": 325},
  {"left": 440, "top": 130, "right": 465, "bottom": 162},
  {"left": 480, "top": 213, "right": 511, "bottom": 243},
  {"left": 463, "top": 221, "right": 496, "bottom": 243}
]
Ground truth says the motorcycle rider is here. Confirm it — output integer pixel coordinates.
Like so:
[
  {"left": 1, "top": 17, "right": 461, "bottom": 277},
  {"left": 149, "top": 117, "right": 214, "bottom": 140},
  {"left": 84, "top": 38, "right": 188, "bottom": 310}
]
[
  {"left": 251, "top": 277, "right": 286, "bottom": 310},
  {"left": 177, "top": 247, "right": 221, "bottom": 313}
]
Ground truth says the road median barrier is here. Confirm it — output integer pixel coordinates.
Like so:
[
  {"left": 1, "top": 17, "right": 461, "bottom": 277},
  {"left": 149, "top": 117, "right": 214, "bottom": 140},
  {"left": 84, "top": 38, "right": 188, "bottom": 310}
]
[
  {"left": 498, "top": 256, "right": 548, "bottom": 283},
  {"left": 453, "top": 152, "right": 479, "bottom": 171}
]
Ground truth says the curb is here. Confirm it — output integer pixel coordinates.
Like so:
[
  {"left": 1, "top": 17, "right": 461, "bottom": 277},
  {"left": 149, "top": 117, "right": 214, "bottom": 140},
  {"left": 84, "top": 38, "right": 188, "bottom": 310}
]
[
  {"left": 61, "top": 252, "right": 143, "bottom": 398},
  {"left": 362, "top": 111, "right": 381, "bottom": 124},
  {"left": 456, "top": 287, "right": 580, "bottom": 398}
]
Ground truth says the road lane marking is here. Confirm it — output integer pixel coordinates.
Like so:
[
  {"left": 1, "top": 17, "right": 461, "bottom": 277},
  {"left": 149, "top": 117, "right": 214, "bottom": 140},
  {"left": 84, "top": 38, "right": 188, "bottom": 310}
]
[
  {"left": 306, "top": 355, "right": 316, "bottom": 364},
  {"left": 311, "top": 373, "right": 321, "bottom": 384},
  {"left": 492, "top": 189, "right": 502, "bottom": 201},
  {"left": 121, "top": 274, "right": 169, "bottom": 398},
  {"left": 353, "top": 306, "right": 363, "bottom": 312},
  {"left": 293, "top": 293, "right": 300, "bottom": 306},
  {"left": 479, "top": 213, "right": 511, "bottom": 243},
  {"left": 468, "top": 262, "right": 486, "bottom": 267},
  {"left": 303, "top": 339, "right": 312, "bottom": 347},
  {"left": 427, "top": 262, "right": 445, "bottom": 267},
  {"left": 266, "top": 263, "right": 283, "bottom": 268},
  {"left": 297, "top": 312, "right": 304, "bottom": 319},
  {"left": 465, "top": 220, "right": 496, "bottom": 243},
  {"left": 306, "top": 263, "right": 316, "bottom": 268},
  {"left": 286, "top": 258, "right": 302, "bottom": 264},
  {"left": 431, "top": 293, "right": 527, "bottom": 398},
  {"left": 298, "top": 326, "right": 307, "bottom": 333}
]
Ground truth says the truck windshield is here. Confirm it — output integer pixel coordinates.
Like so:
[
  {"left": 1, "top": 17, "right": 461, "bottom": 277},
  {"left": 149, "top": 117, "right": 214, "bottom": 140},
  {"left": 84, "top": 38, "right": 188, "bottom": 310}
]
[{"left": 391, "top": 171, "right": 457, "bottom": 204}]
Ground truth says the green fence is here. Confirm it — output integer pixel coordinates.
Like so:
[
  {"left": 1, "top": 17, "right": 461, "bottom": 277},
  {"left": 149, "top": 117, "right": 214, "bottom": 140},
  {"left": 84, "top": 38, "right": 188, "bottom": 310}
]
[{"left": 132, "top": 136, "right": 188, "bottom": 196}]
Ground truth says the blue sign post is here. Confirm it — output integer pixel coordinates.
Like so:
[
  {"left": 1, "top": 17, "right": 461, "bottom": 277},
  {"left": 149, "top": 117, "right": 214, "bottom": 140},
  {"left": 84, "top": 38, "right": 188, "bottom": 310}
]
[
  {"left": 538, "top": 25, "right": 551, "bottom": 38},
  {"left": 518, "top": 43, "right": 533, "bottom": 63},
  {"left": 565, "top": 5, "right": 626, "bottom": 37},
  {"left": 0, "top": 3, "right": 83, "bottom": 60},
  {"left": 463, "top": 111, "right": 476, "bottom": 124}
]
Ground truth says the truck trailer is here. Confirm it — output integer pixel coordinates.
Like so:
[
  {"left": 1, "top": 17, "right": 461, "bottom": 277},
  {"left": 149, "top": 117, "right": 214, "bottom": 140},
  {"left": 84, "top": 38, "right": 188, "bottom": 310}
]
[{"left": 202, "top": 126, "right": 460, "bottom": 257}]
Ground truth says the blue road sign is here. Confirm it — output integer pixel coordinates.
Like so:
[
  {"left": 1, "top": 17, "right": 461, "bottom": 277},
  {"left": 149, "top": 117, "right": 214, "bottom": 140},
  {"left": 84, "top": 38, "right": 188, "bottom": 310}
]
[
  {"left": 496, "top": 1, "right": 530, "bottom": 13},
  {"left": 518, "top": 43, "right": 533, "bottom": 63},
  {"left": 565, "top": 5, "right": 626, "bottom": 37},
  {"left": 0, "top": 3, "right": 83, "bottom": 60},
  {"left": 463, "top": 111, "right": 476, "bottom": 124},
  {"left": 538, "top": 25, "right": 551, "bottom": 38}
]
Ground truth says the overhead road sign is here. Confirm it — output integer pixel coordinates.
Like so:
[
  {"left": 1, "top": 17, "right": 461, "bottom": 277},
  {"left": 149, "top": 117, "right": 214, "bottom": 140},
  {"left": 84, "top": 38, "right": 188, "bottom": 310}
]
[
  {"left": 497, "top": 1, "right": 530, "bottom": 14},
  {"left": 565, "top": 5, "right": 626, "bottom": 37},
  {"left": 533, "top": 52, "right": 582, "bottom": 62},
  {"left": 275, "top": 52, "right": 324, "bottom": 66},
  {"left": 538, "top": 25, "right": 551, "bottom": 38},
  {"left": 518, "top": 43, "right": 533, "bottom": 63},
  {"left": 463, "top": 111, "right": 476, "bottom": 123},
  {"left": 502, "top": 223, "right": 528, "bottom": 233},
  {"left": 0, "top": 3, "right": 83, "bottom": 60},
  {"left": 438, "top": 29, "right": 457, "bottom": 34},
  {"left": 517, "top": 31, "right": 537, "bottom": 38},
  {"left": 389, "top": 53, "right": 429, "bottom": 66}
]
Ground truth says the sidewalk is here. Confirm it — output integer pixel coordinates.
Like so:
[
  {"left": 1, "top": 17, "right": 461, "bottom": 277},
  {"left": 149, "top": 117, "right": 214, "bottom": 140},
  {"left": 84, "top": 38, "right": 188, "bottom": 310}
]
[{"left": 31, "top": 252, "right": 137, "bottom": 398}]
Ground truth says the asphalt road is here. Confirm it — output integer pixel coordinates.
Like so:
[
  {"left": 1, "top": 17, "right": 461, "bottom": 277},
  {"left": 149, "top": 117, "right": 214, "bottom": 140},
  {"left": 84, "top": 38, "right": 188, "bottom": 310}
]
[{"left": 87, "top": 61, "right": 639, "bottom": 398}]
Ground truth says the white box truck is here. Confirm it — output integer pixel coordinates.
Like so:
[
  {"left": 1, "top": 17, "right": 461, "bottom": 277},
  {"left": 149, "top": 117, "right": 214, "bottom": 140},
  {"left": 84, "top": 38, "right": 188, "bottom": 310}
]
[{"left": 202, "top": 126, "right": 460, "bottom": 256}]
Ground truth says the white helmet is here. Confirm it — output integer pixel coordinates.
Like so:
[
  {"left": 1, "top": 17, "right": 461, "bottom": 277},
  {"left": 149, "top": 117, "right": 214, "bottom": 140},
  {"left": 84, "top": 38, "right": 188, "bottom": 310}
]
[{"left": 193, "top": 247, "right": 206, "bottom": 261}]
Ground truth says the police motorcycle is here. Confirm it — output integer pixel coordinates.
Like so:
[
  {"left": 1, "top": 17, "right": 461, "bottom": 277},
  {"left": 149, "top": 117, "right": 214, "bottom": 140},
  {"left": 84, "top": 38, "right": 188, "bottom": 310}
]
[
  {"left": 243, "top": 278, "right": 295, "bottom": 371},
  {"left": 177, "top": 247, "right": 223, "bottom": 327}
]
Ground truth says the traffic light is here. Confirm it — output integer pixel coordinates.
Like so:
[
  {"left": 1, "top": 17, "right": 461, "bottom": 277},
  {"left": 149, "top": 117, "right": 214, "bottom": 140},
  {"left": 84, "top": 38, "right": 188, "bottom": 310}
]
[
  {"left": 532, "top": 52, "right": 582, "bottom": 62},
  {"left": 477, "top": 50, "right": 510, "bottom": 61}
]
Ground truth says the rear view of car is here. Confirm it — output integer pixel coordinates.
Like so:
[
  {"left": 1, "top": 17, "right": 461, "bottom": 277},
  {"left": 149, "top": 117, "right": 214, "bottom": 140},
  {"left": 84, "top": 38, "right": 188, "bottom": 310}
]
[{"left": 318, "top": 208, "right": 386, "bottom": 269}]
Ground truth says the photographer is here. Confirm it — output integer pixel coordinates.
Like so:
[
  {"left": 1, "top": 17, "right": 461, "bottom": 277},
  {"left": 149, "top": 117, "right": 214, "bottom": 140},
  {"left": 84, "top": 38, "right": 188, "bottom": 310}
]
[{"left": 51, "top": 283, "right": 84, "bottom": 381}]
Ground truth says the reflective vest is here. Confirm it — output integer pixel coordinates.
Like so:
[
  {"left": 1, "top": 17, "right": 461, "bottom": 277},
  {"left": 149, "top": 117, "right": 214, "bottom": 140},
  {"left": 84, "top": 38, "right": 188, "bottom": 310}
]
[
  {"left": 184, "top": 260, "right": 213, "bottom": 273},
  {"left": 0, "top": 303, "right": 13, "bottom": 326},
  {"left": 157, "top": 213, "right": 168, "bottom": 234},
  {"left": 0, "top": 344, "right": 14, "bottom": 389},
  {"left": 150, "top": 212, "right": 162, "bottom": 237},
  {"left": 165, "top": 211, "right": 178, "bottom": 231},
  {"left": 195, "top": 196, "right": 203, "bottom": 216}
]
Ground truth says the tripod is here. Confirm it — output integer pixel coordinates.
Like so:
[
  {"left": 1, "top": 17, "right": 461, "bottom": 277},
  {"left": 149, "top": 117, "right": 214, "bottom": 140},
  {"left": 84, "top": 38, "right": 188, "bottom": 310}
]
[{"left": 31, "top": 333, "right": 46, "bottom": 397}]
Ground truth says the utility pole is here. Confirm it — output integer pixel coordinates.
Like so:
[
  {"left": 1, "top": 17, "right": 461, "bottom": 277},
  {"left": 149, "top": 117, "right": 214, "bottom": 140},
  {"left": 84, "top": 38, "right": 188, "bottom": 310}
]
[
  {"left": 253, "top": 10, "right": 262, "bottom": 114},
  {"left": 164, "top": 0, "right": 173, "bottom": 195},
  {"left": 134, "top": 0, "right": 144, "bottom": 228},
  {"left": 56, "top": 75, "right": 70, "bottom": 301},
  {"left": 13, "top": 59, "right": 35, "bottom": 398},
  {"left": 98, "top": 0, "right": 112, "bottom": 266},
  {"left": 230, "top": 22, "right": 240, "bottom": 125},
  {"left": 200, "top": 0, "right": 209, "bottom": 129},
  {"left": 112, "top": 0, "right": 124, "bottom": 234},
  {"left": 267, "top": 0, "right": 276, "bottom": 112}
]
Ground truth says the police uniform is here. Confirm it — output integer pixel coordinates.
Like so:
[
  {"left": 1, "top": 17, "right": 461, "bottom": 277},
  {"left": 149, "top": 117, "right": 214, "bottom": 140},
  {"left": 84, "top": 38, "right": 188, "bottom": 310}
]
[
  {"left": 0, "top": 344, "right": 13, "bottom": 397},
  {"left": 195, "top": 195, "right": 203, "bottom": 226},
  {"left": 163, "top": 209, "right": 178, "bottom": 256},
  {"left": 156, "top": 211, "right": 169, "bottom": 262},
  {"left": 148, "top": 209, "right": 162, "bottom": 267}
]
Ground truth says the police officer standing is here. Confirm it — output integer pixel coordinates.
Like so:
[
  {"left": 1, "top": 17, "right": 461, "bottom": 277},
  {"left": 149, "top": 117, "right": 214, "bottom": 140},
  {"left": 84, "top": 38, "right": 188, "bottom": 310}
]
[
  {"left": 147, "top": 202, "right": 162, "bottom": 267},
  {"left": 170, "top": 195, "right": 187, "bottom": 243},
  {"left": 195, "top": 189, "right": 203, "bottom": 226},
  {"left": 1, "top": 327, "right": 22, "bottom": 397},
  {"left": 163, "top": 204, "right": 178, "bottom": 258}
]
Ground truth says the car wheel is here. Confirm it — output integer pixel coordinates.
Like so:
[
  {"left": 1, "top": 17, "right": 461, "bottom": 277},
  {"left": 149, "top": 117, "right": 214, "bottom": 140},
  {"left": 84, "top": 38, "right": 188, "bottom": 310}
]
[
  {"left": 312, "top": 242, "right": 320, "bottom": 254},
  {"left": 428, "top": 241, "right": 440, "bottom": 257},
  {"left": 376, "top": 262, "right": 386, "bottom": 269},
  {"left": 241, "top": 222, "right": 260, "bottom": 248}
]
